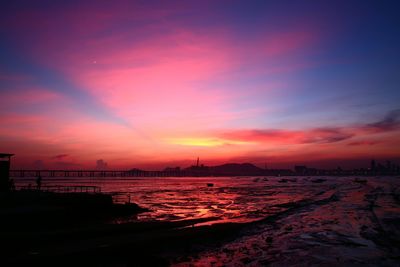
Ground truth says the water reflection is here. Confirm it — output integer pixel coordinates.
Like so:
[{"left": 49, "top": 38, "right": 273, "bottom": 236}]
[{"left": 15, "top": 176, "right": 337, "bottom": 223}]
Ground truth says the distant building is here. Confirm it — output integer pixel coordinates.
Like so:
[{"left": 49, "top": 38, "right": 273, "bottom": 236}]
[
  {"left": 386, "top": 161, "right": 392, "bottom": 171},
  {"left": 295, "top": 165, "right": 307, "bottom": 174},
  {"left": 370, "top": 160, "right": 376, "bottom": 171}
]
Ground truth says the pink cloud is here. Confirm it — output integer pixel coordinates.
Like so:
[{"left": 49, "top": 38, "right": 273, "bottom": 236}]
[
  {"left": 3, "top": 3, "right": 322, "bottom": 128},
  {"left": 54, "top": 27, "right": 318, "bottom": 131},
  {"left": 4, "top": 2, "right": 369, "bottom": 169}
]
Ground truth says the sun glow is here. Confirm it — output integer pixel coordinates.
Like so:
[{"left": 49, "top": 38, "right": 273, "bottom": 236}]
[{"left": 166, "top": 138, "right": 253, "bottom": 147}]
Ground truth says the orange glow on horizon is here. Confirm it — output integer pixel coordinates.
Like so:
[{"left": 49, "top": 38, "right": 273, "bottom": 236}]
[{"left": 166, "top": 137, "right": 254, "bottom": 147}]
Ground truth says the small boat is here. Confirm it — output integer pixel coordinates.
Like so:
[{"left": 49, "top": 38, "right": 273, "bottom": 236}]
[{"left": 207, "top": 183, "right": 214, "bottom": 187}]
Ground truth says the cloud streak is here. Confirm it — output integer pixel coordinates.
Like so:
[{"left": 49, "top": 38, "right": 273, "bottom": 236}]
[
  {"left": 218, "top": 128, "right": 354, "bottom": 145},
  {"left": 52, "top": 154, "right": 69, "bottom": 160},
  {"left": 364, "top": 109, "right": 400, "bottom": 133},
  {"left": 217, "top": 109, "right": 400, "bottom": 145}
]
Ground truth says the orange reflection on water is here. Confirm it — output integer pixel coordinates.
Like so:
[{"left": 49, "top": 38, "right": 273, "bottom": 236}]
[{"left": 15, "top": 176, "right": 333, "bottom": 224}]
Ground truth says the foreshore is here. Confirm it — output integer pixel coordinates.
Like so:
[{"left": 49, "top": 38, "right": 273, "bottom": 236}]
[
  {"left": 0, "top": 189, "right": 340, "bottom": 266},
  {"left": 1, "top": 177, "right": 400, "bottom": 266}
]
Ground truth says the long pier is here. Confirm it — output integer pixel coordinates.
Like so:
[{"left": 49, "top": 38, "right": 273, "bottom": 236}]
[
  {"left": 18, "top": 185, "right": 101, "bottom": 193},
  {"left": 9, "top": 170, "right": 194, "bottom": 178}
]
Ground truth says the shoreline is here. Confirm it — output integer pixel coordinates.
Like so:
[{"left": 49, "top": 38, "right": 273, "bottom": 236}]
[
  {"left": 1, "top": 177, "right": 399, "bottom": 266},
  {"left": 1, "top": 190, "right": 339, "bottom": 266}
]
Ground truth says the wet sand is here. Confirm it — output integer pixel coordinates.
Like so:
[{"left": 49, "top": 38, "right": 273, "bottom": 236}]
[
  {"left": 4, "top": 176, "right": 400, "bottom": 266},
  {"left": 174, "top": 177, "right": 400, "bottom": 266}
]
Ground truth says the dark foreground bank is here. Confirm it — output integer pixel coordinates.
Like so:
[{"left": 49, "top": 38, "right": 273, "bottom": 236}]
[
  {"left": 0, "top": 191, "right": 235, "bottom": 266},
  {"left": 0, "top": 190, "right": 240, "bottom": 266}
]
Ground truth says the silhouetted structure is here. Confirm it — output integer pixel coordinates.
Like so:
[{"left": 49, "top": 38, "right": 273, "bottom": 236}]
[
  {"left": 295, "top": 165, "right": 307, "bottom": 175},
  {"left": 36, "top": 175, "right": 42, "bottom": 190},
  {"left": 163, "top": 167, "right": 181, "bottom": 172},
  {"left": 0, "top": 153, "right": 13, "bottom": 192},
  {"left": 371, "top": 160, "right": 376, "bottom": 172},
  {"left": 8, "top": 159, "right": 400, "bottom": 178}
]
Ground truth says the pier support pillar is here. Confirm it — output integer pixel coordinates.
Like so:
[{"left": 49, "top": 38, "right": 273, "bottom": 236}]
[{"left": 0, "top": 153, "right": 13, "bottom": 192}]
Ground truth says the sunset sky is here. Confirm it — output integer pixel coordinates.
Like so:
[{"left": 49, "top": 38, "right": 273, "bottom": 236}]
[{"left": 1, "top": 0, "right": 400, "bottom": 170}]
